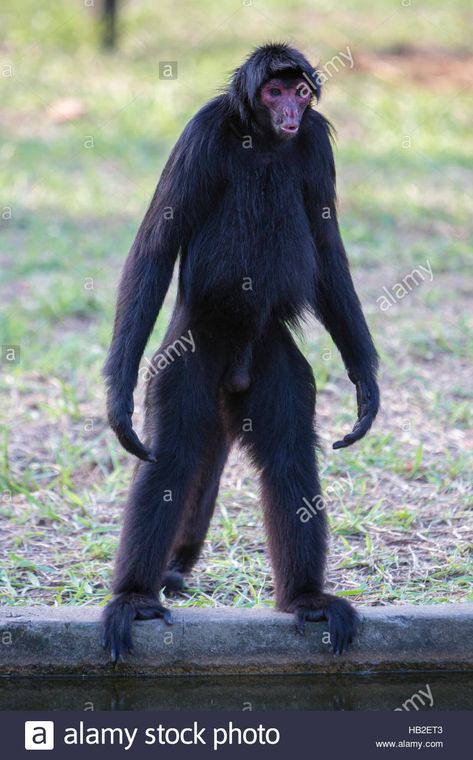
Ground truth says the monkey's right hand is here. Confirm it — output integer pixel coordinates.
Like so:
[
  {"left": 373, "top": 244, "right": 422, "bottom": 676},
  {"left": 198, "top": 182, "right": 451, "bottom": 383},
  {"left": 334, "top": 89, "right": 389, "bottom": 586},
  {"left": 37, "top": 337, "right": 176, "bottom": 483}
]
[{"left": 107, "top": 393, "right": 156, "bottom": 463}]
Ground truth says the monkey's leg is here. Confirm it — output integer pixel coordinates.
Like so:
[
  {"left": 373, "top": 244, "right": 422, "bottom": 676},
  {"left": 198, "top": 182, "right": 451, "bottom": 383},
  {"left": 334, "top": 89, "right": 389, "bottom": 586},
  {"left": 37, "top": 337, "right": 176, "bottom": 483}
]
[
  {"left": 162, "top": 423, "right": 231, "bottom": 594},
  {"left": 228, "top": 323, "right": 358, "bottom": 655},
  {"left": 102, "top": 337, "right": 224, "bottom": 662}
]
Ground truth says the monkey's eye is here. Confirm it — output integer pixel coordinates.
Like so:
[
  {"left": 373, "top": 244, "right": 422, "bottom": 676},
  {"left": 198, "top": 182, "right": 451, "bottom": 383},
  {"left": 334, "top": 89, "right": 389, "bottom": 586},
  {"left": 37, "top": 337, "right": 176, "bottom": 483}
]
[{"left": 270, "top": 88, "right": 282, "bottom": 96}]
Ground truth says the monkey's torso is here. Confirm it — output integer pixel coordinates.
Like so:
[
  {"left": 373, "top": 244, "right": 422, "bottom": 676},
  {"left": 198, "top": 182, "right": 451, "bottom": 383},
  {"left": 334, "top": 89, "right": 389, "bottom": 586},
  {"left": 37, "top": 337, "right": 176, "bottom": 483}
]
[{"left": 180, "top": 138, "right": 317, "bottom": 336}]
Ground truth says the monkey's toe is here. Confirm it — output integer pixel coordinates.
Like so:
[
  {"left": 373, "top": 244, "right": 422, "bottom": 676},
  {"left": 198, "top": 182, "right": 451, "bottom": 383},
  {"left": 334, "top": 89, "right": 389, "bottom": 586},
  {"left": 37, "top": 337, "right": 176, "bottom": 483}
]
[
  {"left": 102, "top": 592, "right": 172, "bottom": 663},
  {"left": 289, "top": 593, "right": 359, "bottom": 655},
  {"left": 162, "top": 570, "right": 186, "bottom": 596}
]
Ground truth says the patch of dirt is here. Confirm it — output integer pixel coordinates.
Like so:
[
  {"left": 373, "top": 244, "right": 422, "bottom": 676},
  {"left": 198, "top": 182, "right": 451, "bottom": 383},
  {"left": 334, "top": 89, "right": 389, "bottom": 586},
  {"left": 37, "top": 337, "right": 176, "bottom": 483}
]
[
  {"left": 1, "top": 269, "right": 471, "bottom": 607},
  {"left": 354, "top": 46, "right": 473, "bottom": 90}
]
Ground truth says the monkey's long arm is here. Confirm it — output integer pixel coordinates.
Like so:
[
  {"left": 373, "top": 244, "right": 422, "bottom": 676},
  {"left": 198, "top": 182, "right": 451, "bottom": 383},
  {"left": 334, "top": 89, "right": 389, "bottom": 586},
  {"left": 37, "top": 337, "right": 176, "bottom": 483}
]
[
  {"left": 104, "top": 102, "right": 224, "bottom": 460},
  {"left": 103, "top": 219, "right": 176, "bottom": 461},
  {"left": 304, "top": 112, "right": 379, "bottom": 449},
  {"left": 313, "top": 215, "right": 379, "bottom": 449}
]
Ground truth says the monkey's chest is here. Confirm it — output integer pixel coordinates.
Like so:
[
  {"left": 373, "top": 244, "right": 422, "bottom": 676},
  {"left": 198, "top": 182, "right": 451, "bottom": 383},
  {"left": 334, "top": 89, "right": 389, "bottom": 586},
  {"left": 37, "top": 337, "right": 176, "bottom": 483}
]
[{"left": 183, "top": 170, "right": 317, "bottom": 319}]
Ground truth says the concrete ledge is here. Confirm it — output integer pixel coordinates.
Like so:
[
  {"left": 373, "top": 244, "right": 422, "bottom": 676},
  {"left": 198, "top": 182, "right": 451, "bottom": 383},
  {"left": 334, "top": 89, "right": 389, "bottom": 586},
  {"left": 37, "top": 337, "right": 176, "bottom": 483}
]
[{"left": 1, "top": 605, "right": 472, "bottom": 676}]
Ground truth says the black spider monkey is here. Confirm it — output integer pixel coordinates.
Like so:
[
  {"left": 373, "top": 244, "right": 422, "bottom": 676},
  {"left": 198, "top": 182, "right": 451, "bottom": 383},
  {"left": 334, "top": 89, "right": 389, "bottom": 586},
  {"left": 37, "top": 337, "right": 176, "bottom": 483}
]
[{"left": 102, "top": 43, "right": 379, "bottom": 662}]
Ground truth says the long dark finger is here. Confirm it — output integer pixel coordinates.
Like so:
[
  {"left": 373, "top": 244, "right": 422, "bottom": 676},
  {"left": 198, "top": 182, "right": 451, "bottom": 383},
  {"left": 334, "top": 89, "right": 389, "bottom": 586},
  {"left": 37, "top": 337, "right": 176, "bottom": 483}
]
[
  {"left": 135, "top": 603, "right": 170, "bottom": 621},
  {"left": 332, "top": 411, "right": 375, "bottom": 449},
  {"left": 304, "top": 609, "right": 326, "bottom": 623},
  {"left": 355, "top": 382, "right": 363, "bottom": 414},
  {"left": 115, "top": 421, "right": 156, "bottom": 462},
  {"left": 117, "top": 430, "right": 154, "bottom": 461},
  {"left": 295, "top": 609, "right": 306, "bottom": 635}
]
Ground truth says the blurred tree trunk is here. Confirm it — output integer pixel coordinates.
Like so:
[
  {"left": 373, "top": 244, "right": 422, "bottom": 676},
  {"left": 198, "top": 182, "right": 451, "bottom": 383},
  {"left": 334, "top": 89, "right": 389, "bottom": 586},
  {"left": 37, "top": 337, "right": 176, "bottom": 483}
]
[{"left": 102, "top": 0, "right": 118, "bottom": 49}]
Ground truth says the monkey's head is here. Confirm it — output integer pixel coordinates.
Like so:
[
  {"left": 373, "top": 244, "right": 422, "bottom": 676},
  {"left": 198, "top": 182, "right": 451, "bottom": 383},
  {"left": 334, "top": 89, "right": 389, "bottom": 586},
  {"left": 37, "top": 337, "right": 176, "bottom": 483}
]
[
  {"left": 229, "top": 43, "right": 321, "bottom": 141},
  {"left": 259, "top": 72, "right": 312, "bottom": 140}
]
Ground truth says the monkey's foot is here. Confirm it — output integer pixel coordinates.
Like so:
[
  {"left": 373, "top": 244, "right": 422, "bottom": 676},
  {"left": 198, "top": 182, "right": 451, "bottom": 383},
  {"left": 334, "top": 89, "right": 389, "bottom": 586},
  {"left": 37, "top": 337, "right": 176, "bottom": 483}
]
[
  {"left": 286, "top": 592, "right": 359, "bottom": 655},
  {"left": 102, "top": 592, "right": 172, "bottom": 663},
  {"left": 162, "top": 569, "right": 186, "bottom": 596}
]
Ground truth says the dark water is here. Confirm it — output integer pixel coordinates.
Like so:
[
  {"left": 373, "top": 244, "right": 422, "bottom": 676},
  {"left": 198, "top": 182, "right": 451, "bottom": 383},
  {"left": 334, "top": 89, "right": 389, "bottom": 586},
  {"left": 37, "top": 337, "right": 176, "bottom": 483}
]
[{"left": 1, "top": 672, "right": 472, "bottom": 711}]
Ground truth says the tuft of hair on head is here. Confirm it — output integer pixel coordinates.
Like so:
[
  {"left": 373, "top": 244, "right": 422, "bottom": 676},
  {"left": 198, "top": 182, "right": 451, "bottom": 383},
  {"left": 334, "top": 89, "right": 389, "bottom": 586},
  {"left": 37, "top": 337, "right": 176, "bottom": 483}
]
[{"left": 228, "top": 42, "right": 322, "bottom": 125}]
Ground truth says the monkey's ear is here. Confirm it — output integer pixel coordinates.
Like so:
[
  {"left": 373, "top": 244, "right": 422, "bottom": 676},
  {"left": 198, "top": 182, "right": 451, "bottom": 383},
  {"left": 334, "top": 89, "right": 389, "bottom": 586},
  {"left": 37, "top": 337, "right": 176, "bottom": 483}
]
[{"left": 304, "top": 68, "right": 322, "bottom": 102}]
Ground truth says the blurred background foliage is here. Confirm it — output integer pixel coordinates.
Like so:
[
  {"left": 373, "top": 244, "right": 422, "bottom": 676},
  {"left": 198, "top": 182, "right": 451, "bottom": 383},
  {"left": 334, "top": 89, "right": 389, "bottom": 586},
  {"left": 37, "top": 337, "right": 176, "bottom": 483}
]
[{"left": 0, "top": 0, "right": 472, "bottom": 608}]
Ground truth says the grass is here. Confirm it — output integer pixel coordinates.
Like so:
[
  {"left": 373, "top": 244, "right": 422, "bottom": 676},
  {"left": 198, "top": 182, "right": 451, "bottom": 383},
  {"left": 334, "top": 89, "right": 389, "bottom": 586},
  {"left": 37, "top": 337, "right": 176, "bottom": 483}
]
[{"left": 0, "top": 0, "right": 472, "bottom": 609}]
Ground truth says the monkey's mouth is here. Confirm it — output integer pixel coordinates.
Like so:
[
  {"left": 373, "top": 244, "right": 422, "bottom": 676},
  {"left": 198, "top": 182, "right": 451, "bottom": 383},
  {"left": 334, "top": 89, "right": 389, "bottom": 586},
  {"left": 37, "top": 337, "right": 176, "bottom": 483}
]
[{"left": 280, "top": 123, "right": 299, "bottom": 136}]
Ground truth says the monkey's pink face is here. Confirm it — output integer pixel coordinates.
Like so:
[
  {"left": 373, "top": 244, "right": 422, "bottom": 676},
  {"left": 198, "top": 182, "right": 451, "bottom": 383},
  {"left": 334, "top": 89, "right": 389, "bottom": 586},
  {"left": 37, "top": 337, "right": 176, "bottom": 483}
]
[{"left": 260, "top": 77, "right": 312, "bottom": 139}]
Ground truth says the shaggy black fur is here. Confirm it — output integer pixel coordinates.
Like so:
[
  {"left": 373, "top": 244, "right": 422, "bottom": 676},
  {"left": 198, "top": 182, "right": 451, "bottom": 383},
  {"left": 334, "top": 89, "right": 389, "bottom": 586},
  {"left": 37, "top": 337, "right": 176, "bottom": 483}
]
[{"left": 102, "top": 44, "right": 379, "bottom": 662}]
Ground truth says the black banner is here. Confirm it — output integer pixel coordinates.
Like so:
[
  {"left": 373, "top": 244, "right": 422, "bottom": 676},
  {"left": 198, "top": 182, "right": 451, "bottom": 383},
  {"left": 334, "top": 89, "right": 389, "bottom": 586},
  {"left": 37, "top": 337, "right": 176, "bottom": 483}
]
[{"left": 2, "top": 710, "right": 470, "bottom": 758}]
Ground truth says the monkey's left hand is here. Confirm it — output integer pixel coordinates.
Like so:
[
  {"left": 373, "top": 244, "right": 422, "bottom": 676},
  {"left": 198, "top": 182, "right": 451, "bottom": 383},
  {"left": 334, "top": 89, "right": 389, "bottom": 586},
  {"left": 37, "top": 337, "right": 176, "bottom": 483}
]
[
  {"left": 107, "top": 393, "right": 157, "bottom": 463},
  {"left": 333, "top": 375, "right": 379, "bottom": 450}
]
